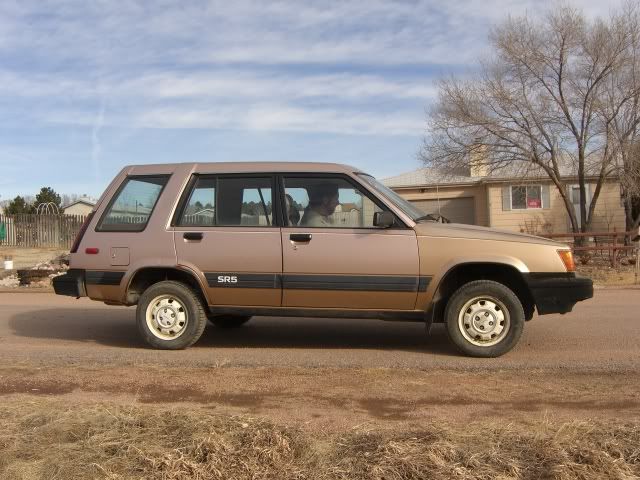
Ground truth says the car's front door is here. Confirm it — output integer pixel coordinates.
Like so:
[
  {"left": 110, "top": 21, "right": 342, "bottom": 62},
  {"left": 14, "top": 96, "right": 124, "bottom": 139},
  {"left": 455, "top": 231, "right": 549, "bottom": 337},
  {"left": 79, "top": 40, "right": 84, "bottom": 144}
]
[
  {"left": 280, "top": 174, "right": 421, "bottom": 311},
  {"left": 174, "top": 174, "right": 282, "bottom": 307}
]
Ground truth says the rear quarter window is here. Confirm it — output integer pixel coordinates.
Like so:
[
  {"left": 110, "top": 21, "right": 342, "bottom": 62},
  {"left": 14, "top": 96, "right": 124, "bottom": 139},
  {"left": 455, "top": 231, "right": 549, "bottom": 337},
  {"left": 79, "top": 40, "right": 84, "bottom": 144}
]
[{"left": 97, "top": 175, "right": 170, "bottom": 232}]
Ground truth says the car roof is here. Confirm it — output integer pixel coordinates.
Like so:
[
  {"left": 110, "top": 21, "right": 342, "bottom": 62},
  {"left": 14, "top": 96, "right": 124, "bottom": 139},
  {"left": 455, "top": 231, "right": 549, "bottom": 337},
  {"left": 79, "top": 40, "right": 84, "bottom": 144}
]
[{"left": 124, "top": 162, "right": 364, "bottom": 176}]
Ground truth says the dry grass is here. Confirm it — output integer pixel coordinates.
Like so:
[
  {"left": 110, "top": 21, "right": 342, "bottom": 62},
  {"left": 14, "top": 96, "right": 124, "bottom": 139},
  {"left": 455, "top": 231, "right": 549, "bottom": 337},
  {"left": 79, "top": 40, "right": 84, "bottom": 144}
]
[
  {"left": 0, "top": 247, "right": 67, "bottom": 270},
  {"left": 0, "top": 400, "right": 638, "bottom": 480},
  {"left": 577, "top": 263, "right": 638, "bottom": 286},
  {"left": 328, "top": 423, "right": 640, "bottom": 480}
]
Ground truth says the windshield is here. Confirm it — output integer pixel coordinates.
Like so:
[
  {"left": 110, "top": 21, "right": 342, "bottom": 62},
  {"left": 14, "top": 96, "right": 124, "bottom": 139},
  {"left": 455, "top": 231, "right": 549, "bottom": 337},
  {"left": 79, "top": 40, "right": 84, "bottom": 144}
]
[{"left": 357, "top": 173, "right": 425, "bottom": 221}]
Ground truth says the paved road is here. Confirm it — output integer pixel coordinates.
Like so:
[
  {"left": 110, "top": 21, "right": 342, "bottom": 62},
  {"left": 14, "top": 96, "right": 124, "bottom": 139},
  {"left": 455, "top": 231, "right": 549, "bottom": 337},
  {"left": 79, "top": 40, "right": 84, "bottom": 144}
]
[{"left": 1, "top": 289, "right": 639, "bottom": 371}]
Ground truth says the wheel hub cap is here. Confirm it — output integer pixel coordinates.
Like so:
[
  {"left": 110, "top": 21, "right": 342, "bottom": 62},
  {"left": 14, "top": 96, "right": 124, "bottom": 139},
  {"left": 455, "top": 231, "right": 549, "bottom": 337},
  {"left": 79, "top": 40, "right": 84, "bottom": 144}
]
[
  {"left": 156, "top": 306, "right": 179, "bottom": 329},
  {"left": 146, "top": 295, "right": 188, "bottom": 340},
  {"left": 472, "top": 309, "right": 497, "bottom": 331},
  {"left": 458, "top": 296, "right": 510, "bottom": 347}
]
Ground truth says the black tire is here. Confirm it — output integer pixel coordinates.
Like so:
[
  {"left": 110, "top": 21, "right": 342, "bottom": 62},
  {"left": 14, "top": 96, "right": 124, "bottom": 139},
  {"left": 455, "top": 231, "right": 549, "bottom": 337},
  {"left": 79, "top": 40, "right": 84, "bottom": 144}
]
[
  {"left": 444, "top": 280, "right": 524, "bottom": 358},
  {"left": 207, "top": 314, "right": 252, "bottom": 328},
  {"left": 136, "top": 280, "right": 207, "bottom": 350}
]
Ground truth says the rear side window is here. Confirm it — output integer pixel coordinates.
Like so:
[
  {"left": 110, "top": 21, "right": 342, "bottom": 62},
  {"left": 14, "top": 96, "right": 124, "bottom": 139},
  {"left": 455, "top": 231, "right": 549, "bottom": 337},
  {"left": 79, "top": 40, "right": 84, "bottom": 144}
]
[
  {"left": 177, "top": 176, "right": 273, "bottom": 227},
  {"left": 98, "top": 175, "right": 169, "bottom": 231}
]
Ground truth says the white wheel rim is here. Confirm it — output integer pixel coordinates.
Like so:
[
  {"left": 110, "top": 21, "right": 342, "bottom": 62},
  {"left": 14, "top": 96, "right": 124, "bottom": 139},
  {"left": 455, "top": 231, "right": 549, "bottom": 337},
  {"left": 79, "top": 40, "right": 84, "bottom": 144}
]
[
  {"left": 145, "top": 295, "right": 188, "bottom": 341},
  {"left": 458, "top": 295, "right": 510, "bottom": 347}
]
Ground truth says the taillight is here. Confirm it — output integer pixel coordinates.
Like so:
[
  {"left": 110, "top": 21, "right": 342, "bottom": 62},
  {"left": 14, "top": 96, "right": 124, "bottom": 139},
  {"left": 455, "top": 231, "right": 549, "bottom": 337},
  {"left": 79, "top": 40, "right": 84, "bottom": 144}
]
[
  {"left": 557, "top": 249, "right": 576, "bottom": 272},
  {"left": 70, "top": 211, "right": 95, "bottom": 253}
]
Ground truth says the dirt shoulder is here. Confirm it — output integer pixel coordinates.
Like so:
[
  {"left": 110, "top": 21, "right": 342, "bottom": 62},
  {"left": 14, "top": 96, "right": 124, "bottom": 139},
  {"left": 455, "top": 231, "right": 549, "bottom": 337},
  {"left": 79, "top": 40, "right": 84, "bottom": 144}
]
[
  {"left": 1, "top": 365, "right": 639, "bottom": 479},
  {"left": 0, "top": 247, "right": 67, "bottom": 269},
  {"left": 578, "top": 262, "right": 638, "bottom": 286},
  {"left": 1, "top": 365, "right": 638, "bottom": 432}
]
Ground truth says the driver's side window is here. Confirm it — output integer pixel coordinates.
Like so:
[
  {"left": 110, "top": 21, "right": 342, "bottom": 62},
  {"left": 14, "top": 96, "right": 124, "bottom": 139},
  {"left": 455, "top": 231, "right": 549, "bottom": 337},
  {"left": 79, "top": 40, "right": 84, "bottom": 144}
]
[{"left": 283, "top": 176, "right": 384, "bottom": 228}]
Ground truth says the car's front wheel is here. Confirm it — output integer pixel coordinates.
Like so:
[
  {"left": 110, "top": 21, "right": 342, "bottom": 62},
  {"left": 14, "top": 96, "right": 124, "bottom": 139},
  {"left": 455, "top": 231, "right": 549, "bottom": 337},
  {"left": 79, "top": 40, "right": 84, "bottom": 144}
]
[
  {"left": 444, "top": 280, "right": 524, "bottom": 357},
  {"left": 136, "top": 280, "right": 207, "bottom": 350}
]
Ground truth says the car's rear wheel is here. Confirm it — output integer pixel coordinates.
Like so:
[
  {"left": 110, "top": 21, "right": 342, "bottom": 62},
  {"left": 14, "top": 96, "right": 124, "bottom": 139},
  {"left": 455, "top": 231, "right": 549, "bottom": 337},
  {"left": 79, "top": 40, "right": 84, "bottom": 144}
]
[
  {"left": 136, "top": 280, "right": 207, "bottom": 349},
  {"left": 207, "top": 314, "right": 252, "bottom": 328},
  {"left": 444, "top": 280, "right": 524, "bottom": 357}
]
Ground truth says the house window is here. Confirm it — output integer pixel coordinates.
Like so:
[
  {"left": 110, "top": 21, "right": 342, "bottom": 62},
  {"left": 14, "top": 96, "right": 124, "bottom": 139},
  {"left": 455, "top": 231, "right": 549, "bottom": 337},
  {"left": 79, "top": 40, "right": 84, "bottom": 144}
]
[
  {"left": 570, "top": 185, "right": 581, "bottom": 204},
  {"left": 511, "top": 185, "right": 542, "bottom": 209}
]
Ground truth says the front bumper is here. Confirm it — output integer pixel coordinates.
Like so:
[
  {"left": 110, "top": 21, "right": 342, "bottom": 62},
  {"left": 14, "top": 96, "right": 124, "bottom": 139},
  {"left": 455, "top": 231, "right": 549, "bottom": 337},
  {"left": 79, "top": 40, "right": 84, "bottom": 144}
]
[
  {"left": 52, "top": 269, "right": 86, "bottom": 298},
  {"left": 524, "top": 273, "right": 593, "bottom": 315}
]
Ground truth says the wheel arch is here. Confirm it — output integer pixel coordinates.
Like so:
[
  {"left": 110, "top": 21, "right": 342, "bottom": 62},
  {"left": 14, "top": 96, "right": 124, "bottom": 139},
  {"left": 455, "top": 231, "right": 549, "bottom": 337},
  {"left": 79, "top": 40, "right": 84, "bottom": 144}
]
[
  {"left": 124, "top": 266, "right": 209, "bottom": 307},
  {"left": 428, "top": 262, "right": 535, "bottom": 322}
]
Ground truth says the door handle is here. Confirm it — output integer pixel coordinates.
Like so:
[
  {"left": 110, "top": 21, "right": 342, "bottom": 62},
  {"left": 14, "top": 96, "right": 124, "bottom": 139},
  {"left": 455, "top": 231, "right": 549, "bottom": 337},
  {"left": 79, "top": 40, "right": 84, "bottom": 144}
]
[
  {"left": 290, "top": 233, "right": 312, "bottom": 243},
  {"left": 183, "top": 232, "right": 203, "bottom": 241}
]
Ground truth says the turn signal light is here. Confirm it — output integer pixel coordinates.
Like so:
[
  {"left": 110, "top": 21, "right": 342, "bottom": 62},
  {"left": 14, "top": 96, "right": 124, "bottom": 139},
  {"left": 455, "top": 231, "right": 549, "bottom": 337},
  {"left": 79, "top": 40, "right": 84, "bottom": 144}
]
[{"left": 557, "top": 250, "right": 575, "bottom": 272}]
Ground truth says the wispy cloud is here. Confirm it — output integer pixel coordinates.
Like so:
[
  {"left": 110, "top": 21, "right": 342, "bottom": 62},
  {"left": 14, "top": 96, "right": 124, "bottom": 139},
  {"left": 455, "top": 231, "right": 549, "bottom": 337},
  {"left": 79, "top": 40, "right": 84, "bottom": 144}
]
[
  {"left": 0, "top": 69, "right": 435, "bottom": 134},
  {"left": 0, "top": 70, "right": 437, "bottom": 101},
  {"left": 0, "top": 0, "right": 625, "bottom": 136},
  {"left": 0, "top": 0, "right": 629, "bottom": 198},
  {"left": 128, "top": 104, "right": 423, "bottom": 135},
  {"left": 0, "top": 0, "right": 619, "bottom": 72}
]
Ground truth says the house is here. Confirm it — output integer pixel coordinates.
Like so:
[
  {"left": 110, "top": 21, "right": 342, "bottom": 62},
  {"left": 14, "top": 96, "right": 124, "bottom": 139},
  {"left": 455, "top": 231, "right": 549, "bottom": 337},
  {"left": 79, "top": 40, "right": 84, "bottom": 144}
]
[
  {"left": 61, "top": 198, "right": 95, "bottom": 216},
  {"left": 335, "top": 202, "right": 360, "bottom": 213},
  {"left": 383, "top": 163, "right": 625, "bottom": 235}
]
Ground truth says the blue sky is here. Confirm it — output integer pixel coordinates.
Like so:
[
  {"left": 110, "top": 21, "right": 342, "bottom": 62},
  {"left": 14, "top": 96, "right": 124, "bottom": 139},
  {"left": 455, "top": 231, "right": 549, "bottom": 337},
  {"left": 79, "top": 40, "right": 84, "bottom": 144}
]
[{"left": 0, "top": 0, "right": 625, "bottom": 200}]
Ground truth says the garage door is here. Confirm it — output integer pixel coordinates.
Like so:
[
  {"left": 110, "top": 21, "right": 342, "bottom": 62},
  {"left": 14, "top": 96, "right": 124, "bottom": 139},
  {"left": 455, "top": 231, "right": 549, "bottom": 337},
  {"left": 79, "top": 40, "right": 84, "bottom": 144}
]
[{"left": 411, "top": 198, "right": 476, "bottom": 224}]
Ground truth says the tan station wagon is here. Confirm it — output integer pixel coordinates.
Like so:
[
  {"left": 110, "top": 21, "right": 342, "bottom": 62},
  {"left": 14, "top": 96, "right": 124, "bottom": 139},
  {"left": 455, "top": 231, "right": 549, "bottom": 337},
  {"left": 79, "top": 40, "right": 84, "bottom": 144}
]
[{"left": 53, "top": 162, "right": 593, "bottom": 357}]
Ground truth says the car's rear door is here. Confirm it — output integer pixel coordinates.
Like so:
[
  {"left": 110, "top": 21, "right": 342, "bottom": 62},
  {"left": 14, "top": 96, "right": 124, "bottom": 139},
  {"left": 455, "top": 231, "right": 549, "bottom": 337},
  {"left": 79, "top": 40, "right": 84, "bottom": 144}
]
[
  {"left": 279, "top": 174, "right": 421, "bottom": 311},
  {"left": 174, "top": 174, "right": 282, "bottom": 306}
]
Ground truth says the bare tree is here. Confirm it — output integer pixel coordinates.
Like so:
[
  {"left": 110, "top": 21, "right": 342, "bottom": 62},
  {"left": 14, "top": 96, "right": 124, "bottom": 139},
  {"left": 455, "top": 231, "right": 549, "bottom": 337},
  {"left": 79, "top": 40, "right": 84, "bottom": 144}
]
[
  {"left": 421, "top": 4, "right": 640, "bottom": 234},
  {"left": 604, "top": 11, "right": 640, "bottom": 232},
  {"left": 618, "top": 141, "right": 640, "bottom": 230},
  {"left": 61, "top": 193, "right": 81, "bottom": 207}
]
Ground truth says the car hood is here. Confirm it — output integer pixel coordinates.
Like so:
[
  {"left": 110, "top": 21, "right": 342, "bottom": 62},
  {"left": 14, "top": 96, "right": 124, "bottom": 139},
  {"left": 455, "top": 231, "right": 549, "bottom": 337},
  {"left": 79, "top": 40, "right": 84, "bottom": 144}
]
[{"left": 413, "top": 222, "right": 566, "bottom": 247}]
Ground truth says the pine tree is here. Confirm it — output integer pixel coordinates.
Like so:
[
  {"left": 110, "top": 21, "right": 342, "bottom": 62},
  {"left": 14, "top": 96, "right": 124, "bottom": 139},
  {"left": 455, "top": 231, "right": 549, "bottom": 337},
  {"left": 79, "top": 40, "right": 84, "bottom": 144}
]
[{"left": 5, "top": 196, "right": 34, "bottom": 215}]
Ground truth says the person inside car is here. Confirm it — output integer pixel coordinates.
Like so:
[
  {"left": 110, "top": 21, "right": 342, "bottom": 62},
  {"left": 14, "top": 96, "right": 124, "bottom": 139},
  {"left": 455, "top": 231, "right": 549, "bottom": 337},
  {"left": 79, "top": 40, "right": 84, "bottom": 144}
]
[{"left": 300, "top": 183, "right": 340, "bottom": 227}]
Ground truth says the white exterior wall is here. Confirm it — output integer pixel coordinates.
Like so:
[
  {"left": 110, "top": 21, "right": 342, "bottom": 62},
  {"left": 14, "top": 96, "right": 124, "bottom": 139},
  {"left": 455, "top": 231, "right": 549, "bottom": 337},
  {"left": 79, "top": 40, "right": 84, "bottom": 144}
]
[
  {"left": 63, "top": 203, "right": 94, "bottom": 216},
  {"left": 487, "top": 181, "right": 626, "bottom": 234}
]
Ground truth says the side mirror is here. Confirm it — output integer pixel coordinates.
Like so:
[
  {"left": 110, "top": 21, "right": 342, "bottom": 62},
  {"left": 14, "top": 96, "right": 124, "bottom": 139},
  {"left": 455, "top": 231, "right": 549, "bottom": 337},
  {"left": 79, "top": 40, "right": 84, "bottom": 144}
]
[{"left": 373, "top": 211, "right": 395, "bottom": 228}]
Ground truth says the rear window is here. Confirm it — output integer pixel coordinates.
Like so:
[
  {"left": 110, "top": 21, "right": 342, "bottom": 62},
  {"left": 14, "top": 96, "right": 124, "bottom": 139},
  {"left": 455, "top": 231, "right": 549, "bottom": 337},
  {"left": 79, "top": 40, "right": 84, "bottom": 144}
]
[
  {"left": 98, "top": 175, "right": 170, "bottom": 231},
  {"left": 177, "top": 175, "right": 273, "bottom": 227}
]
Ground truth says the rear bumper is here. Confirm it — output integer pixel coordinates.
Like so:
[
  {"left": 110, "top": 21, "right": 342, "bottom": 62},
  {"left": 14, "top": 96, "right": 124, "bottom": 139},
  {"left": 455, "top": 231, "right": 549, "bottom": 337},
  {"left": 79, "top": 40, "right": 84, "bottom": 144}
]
[
  {"left": 52, "top": 269, "right": 86, "bottom": 298},
  {"left": 524, "top": 273, "right": 593, "bottom": 315}
]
